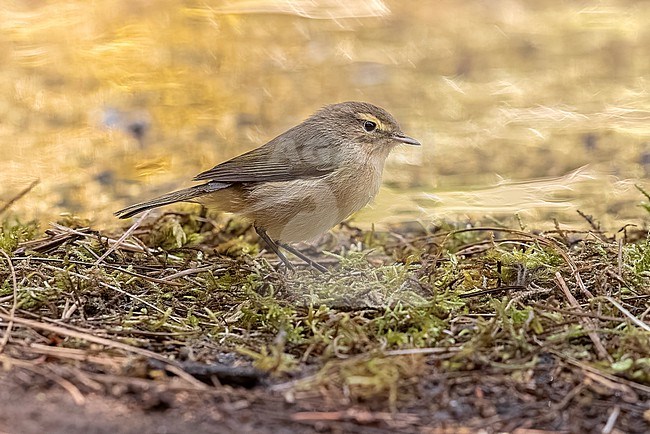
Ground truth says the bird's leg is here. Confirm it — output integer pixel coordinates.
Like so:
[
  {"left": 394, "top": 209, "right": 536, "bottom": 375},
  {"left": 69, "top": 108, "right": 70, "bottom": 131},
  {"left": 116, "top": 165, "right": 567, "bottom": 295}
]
[
  {"left": 254, "top": 226, "right": 328, "bottom": 273},
  {"left": 254, "top": 226, "right": 295, "bottom": 271},
  {"left": 278, "top": 242, "right": 328, "bottom": 273}
]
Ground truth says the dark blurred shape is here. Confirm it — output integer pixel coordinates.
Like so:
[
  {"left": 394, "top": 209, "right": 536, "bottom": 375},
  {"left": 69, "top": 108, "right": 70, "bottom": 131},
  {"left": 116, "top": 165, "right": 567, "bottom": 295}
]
[
  {"left": 639, "top": 143, "right": 650, "bottom": 177},
  {"left": 582, "top": 133, "right": 598, "bottom": 152},
  {"left": 94, "top": 169, "right": 115, "bottom": 186},
  {"left": 517, "top": 39, "right": 539, "bottom": 60},
  {"left": 148, "top": 359, "right": 265, "bottom": 388},
  {"left": 126, "top": 120, "right": 149, "bottom": 143},
  {"left": 236, "top": 112, "right": 258, "bottom": 128},
  {"left": 455, "top": 51, "right": 473, "bottom": 76},
  {"left": 101, "top": 107, "right": 151, "bottom": 148}
]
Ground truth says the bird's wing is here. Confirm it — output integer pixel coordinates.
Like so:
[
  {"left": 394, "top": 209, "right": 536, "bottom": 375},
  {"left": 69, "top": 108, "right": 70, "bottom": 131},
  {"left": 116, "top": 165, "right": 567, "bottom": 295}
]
[{"left": 193, "top": 135, "right": 337, "bottom": 183}]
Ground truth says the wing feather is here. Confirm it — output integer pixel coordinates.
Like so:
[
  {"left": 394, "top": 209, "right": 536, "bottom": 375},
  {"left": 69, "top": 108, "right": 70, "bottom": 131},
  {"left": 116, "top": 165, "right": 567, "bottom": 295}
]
[{"left": 193, "top": 129, "right": 337, "bottom": 183}]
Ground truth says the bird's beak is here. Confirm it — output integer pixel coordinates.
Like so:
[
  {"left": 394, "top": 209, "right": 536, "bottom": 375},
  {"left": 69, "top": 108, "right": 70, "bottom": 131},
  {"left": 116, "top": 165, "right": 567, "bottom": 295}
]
[{"left": 392, "top": 133, "right": 421, "bottom": 146}]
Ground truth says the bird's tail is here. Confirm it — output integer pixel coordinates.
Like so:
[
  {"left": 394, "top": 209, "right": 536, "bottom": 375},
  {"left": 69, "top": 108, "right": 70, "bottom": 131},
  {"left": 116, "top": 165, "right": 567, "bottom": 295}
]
[{"left": 115, "top": 181, "right": 230, "bottom": 219}]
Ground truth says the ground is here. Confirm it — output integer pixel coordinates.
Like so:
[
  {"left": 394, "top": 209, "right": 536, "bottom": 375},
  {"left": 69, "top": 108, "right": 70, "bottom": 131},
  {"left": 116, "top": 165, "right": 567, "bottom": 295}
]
[{"left": 1, "top": 212, "right": 649, "bottom": 433}]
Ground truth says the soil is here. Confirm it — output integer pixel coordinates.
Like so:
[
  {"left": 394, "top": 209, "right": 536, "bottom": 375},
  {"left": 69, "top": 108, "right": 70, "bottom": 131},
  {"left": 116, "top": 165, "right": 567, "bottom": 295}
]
[{"left": 2, "top": 355, "right": 648, "bottom": 434}]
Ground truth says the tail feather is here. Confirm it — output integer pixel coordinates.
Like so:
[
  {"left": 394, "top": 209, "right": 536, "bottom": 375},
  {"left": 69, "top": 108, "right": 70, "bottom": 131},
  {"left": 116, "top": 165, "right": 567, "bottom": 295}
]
[{"left": 115, "top": 181, "right": 230, "bottom": 219}]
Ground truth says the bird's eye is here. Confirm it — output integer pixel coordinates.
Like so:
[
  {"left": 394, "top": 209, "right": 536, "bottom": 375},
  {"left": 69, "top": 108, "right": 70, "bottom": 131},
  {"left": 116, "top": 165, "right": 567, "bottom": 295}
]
[{"left": 363, "top": 120, "right": 377, "bottom": 132}]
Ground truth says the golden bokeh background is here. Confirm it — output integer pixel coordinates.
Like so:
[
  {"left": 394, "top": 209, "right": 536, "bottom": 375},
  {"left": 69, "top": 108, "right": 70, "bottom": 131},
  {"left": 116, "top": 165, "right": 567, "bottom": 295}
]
[{"left": 1, "top": 0, "right": 649, "bottom": 230}]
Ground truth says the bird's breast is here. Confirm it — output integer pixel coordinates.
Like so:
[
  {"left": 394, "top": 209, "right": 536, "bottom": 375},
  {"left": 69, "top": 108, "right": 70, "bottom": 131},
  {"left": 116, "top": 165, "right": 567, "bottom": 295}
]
[{"left": 242, "top": 154, "right": 387, "bottom": 242}]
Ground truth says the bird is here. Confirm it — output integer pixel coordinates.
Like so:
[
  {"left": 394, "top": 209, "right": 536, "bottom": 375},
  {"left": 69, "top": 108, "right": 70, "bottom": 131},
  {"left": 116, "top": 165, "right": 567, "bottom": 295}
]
[{"left": 115, "top": 101, "right": 420, "bottom": 271}]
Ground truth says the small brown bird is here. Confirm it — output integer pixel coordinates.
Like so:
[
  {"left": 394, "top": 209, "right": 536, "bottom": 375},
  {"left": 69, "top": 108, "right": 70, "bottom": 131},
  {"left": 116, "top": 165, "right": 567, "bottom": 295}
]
[{"left": 116, "top": 101, "right": 420, "bottom": 271}]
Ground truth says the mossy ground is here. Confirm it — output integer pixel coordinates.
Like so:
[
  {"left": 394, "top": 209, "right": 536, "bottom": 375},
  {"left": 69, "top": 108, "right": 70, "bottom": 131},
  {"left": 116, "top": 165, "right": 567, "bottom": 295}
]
[{"left": 1, "top": 210, "right": 649, "bottom": 433}]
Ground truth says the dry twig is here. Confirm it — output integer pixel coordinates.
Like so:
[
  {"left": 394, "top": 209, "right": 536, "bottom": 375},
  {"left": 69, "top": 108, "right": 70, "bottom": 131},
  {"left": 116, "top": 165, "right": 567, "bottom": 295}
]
[
  {"left": 0, "top": 313, "right": 207, "bottom": 390},
  {"left": 0, "top": 353, "right": 86, "bottom": 405},
  {"left": 0, "top": 249, "right": 18, "bottom": 353},
  {"left": 604, "top": 296, "right": 650, "bottom": 332},
  {"left": 0, "top": 180, "right": 39, "bottom": 215},
  {"left": 94, "top": 210, "right": 151, "bottom": 265},
  {"left": 555, "top": 272, "right": 611, "bottom": 361}
]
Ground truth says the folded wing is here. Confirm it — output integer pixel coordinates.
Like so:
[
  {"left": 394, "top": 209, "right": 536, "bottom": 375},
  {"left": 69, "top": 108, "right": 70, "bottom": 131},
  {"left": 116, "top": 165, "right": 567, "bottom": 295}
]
[{"left": 193, "top": 134, "right": 337, "bottom": 183}]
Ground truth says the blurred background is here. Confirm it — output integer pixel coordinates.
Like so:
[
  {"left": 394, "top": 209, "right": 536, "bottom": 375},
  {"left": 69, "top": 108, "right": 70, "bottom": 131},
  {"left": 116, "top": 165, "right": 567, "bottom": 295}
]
[{"left": 1, "top": 0, "right": 649, "bottom": 230}]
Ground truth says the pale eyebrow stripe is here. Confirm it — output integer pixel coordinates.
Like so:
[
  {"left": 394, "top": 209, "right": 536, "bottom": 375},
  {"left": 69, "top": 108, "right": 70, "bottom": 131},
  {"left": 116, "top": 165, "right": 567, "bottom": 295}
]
[{"left": 356, "top": 113, "right": 385, "bottom": 130}]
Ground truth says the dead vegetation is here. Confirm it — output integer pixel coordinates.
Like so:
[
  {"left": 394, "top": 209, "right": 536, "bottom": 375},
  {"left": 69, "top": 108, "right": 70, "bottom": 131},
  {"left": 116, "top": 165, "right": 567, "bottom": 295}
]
[{"left": 1, "top": 208, "right": 649, "bottom": 433}]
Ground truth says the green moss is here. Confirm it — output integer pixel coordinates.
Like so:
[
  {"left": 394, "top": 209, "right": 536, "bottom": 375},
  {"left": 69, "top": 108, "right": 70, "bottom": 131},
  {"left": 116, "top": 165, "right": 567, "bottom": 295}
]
[
  {"left": 0, "top": 219, "right": 39, "bottom": 252},
  {"left": 2, "top": 214, "right": 649, "bottom": 417}
]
